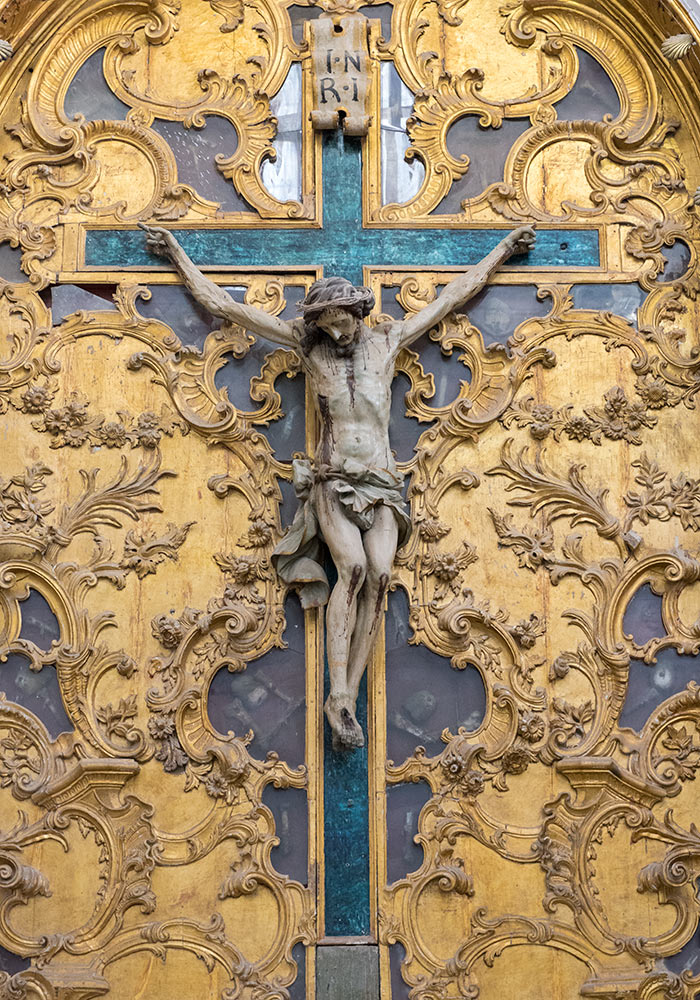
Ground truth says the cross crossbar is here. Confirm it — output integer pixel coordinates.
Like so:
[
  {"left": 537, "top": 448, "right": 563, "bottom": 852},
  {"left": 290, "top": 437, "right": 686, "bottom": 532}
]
[{"left": 84, "top": 133, "right": 601, "bottom": 283}]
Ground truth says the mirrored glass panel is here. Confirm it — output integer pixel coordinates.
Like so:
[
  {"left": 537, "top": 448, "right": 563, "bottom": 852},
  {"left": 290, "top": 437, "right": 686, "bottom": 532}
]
[
  {"left": 465, "top": 284, "right": 550, "bottom": 345},
  {"left": 623, "top": 583, "right": 665, "bottom": 645},
  {"left": 287, "top": 4, "right": 322, "bottom": 45},
  {"left": 262, "top": 784, "right": 308, "bottom": 884},
  {"left": 64, "top": 48, "right": 129, "bottom": 121},
  {"left": 19, "top": 588, "right": 60, "bottom": 650},
  {"left": 665, "top": 924, "right": 700, "bottom": 975},
  {"left": 139, "top": 283, "right": 240, "bottom": 350},
  {"left": 0, "top": 590, "right": 71, "bottom": 738},
  {"left": 380, "top": 62, "right": 424, "bottom": 205},
  {"left": 554, "top": 47, "right": 621, "bottom": 121},
  {"left": 151, "top": 116, "right": 251, "bottom": 212},
  {"left": 207, "top": 594, "right": 306, "bottom": 766},
  {"left": 390, "top": 371, "right": 424, "bottom": 463},
  {"left": 660, "top": 240, "right": 691, "bottom": 282},
  {"left": 261, "top": 63, "right": 303, "bottom": 203},
  {"left": 386, "top": 780, "right": 431, "bottom": 883},
  {"left": 279, "top": 477, "right": 299, "bottom": 530},
  {"left": 389, "top": 942, "right": 411, "bottom": 1000},
  {"left": 288, "top": 942, "right": 307, "bottom": 1000},
  {"left": 51, "top": 284, "right": 118, "bottom": 324},
  {"left": 570, "top": 282, "right": 646, "bottom": 324},
  {"left": 214, "top": 284, "right": 306, "bottom": 462},
  {"left": 620, "top": 646, "right": 700, "bottom": 732},
  {"left": 437, "top": 115, "right": 530, "bottom": 213},
  {"left": 0, "top": 945, "right": 29, "bottom": 976},
  {"left": 359, "top": 3, "right": 393, "bottom": 40},
  {"left": 139, "top": 283, "right": 241, "bottom": 349},
  {"left": 0, "top": 242, "right": 25, "bottom": 284},
  {"left": 386, "top": 588, "right": 486, "bottom": 764}
]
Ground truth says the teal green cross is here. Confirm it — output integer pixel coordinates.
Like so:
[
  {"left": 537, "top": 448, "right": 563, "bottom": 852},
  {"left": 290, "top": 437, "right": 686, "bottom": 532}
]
[{"left": 84, "top": 131, "right": 600, "bottom": 939}]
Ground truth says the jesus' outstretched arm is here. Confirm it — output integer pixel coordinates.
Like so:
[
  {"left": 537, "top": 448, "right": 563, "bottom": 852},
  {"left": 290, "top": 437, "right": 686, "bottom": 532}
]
[
  {"left": 139, "top": 224, "right": 298, "bottom": 347},
  {"left": 398, "top": 225, "right": 536, "bottom": 347}
]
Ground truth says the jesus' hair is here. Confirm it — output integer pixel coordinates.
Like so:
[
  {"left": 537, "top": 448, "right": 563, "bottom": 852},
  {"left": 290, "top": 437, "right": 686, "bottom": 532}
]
[{"left": 299, "top": 276, "right": 375, "bottom": 354}]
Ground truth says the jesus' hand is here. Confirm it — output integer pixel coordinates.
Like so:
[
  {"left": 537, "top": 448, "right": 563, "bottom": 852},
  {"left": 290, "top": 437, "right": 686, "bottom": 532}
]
[
  {"left": 138, "top": 222, "right": 182, "bottom": 262},
  {"left": 503, "top": 224, "right": 536, "bottom": 257}
]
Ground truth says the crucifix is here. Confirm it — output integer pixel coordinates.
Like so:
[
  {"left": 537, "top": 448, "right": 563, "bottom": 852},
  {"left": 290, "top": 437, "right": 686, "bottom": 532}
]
[{"left": 139, "top": 217, "right": 535, "bottom": 752}]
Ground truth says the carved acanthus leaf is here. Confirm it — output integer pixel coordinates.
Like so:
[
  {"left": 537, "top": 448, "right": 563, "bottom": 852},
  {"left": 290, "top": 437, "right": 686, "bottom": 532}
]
[
  {"left": 488, "top": 508, "right": 554, "bottom": 571},
  {"left": 204, "top": 0, "right": 245, "bottom": 33},
  {"left": 121, "top": 520, "right": 195, "bottom": 579},
  {"left": 487, "top": 439, "right": 631, "bottom": 553}
]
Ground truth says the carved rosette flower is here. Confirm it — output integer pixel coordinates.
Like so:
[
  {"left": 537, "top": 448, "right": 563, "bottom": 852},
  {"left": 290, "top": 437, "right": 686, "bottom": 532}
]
[
  {"left": 423, "top": 541, "right": 478, "bottom": 600},
  {"left": 231, "top": 556, "right": 259, "bottom": 584},
  {"left": 518, "top": 710, "right": 545, "bottom": 743},
  {"left": 440, "top": 748, "right": 467, "bottom": 783},
  {"left": 19, "top": 382, "right": 52, "bottom": 413},
  {"left": 99, "top": 420, "right": 129, "bottom": 447},
  {"left": 214, "top": 551, "right": 272, "bottom": 604},
  {"left": 188, "top": 752, "right": 251, "bottom": 806},
  {"left": 63, "top": 425, "right": 90, "bottom": 447},
  {"left": 462, "top": 768, "right": 486, "bottom": 797},
  {"left": 433, "top": 553, "right": 460, "bottom": 581},
  {"left": 594, "top": 386, "right": 655, "bottom": 444},
  {"left": 636, "top": 375, "right": 670, "bottom": 410},
  {"left": 205, "top": 771, "right": 229, "bottom": 798},
  {"left": 604, "top": 386, "right": 627, "bottom": 416},
  {"left": 417, "top": 517, "right": 451, "bottom": 542},
  {"left": 34, "top": 393, "right": 98, "bottom": 447},
  {"left": 147, "top": 714, "right": 175, "bottom": 740},
  {"left": 238, "top": 519, "right": 274, "bottom": 548},
  {"left": 134, "top": 411, "right": 163, "bottom": 449},
  {"left": 510, "top": 613, "right": 545, "bottom": 649},
  {"left": 438, "top": 737, "right": 485, "bottom": 797},
  {"left": 501, "top": 746, "right": 531, "bottom": 775},
  {"left": 151, "top": 613, "right": 185, "bottom": 649},
  {"left": 148, "top": 713, "right": 188, "bottom": 771},
  {"left": 529, "top": 403, "right": 555, "bottom": 440},
  {"left": 43, "top": 407, "right": 71, "bottom": 434},
  {"left": 563, "top": 415, "right": 593, "bottom": 441}
]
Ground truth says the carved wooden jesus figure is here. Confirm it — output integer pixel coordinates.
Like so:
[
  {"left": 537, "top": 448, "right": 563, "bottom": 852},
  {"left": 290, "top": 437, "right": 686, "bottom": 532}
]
[{"left": 140, "top": 223, "right": 535, "bottom": 750}]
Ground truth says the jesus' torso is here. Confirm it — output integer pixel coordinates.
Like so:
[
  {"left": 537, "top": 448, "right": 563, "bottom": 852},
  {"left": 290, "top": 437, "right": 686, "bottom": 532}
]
[{"left": 291, "top": 319, "right": 402, "bottom": 474}]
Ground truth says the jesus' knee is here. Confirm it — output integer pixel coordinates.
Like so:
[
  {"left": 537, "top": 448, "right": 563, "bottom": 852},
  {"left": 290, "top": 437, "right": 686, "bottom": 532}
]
[
  {"left": 366, "top": 567, "right": 390, "bottom": 599},
  {"left": 337, "top": 559, "right": 367, "bottom": 598}
]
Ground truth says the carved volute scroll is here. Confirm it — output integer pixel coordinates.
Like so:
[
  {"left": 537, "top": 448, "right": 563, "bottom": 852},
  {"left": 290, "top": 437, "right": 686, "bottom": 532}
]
[{"left": 0, "top": 0, "right": 698, "bottom": 998}]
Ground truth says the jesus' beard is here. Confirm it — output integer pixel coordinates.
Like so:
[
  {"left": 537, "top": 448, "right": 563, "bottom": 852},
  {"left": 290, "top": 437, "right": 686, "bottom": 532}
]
[{"left": 323, "top": 322, "right": 361, "bottom": 358}]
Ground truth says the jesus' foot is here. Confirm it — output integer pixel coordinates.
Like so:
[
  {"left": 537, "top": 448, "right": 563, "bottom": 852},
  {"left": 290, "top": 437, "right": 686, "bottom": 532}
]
[{"left": 324, "top": 695, "right": 365, "bottom": 750}]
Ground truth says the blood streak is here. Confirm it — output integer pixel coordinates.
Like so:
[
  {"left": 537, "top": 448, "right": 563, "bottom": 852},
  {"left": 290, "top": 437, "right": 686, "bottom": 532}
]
[
  {"left": 345, "top": 358, "right": 356, "bottom": 405},
  {"left": 347, "top": 564, "right": 363, "bottom": 606},
  {"left": 317, "top": 394, "right": 335, "bottom": 463}
]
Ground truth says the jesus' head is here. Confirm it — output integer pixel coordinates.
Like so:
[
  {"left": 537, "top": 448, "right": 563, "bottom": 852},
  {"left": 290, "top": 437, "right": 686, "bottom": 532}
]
[{"left": 300, "top": 276, "right": 375, "bottom": 356}]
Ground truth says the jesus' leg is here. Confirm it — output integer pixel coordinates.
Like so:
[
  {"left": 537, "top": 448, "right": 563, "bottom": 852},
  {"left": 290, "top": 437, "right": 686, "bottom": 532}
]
[
  {"left": 315, "top": 483, "right": 367, "bottom": 749},
  {"left": 346, "top": 504, "right": 399, "bottom": 704}
]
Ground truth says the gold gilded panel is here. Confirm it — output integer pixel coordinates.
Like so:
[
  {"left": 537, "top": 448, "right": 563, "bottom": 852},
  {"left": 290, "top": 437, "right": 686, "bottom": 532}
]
[{"left": 0, "top": 0, "right": 698, "bottom": 998}]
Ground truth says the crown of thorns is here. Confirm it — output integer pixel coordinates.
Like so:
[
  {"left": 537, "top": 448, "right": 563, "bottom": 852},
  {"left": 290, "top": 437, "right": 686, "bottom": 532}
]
[{"left": 301, "top": 277, "right": 375, "bottom": 318}]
